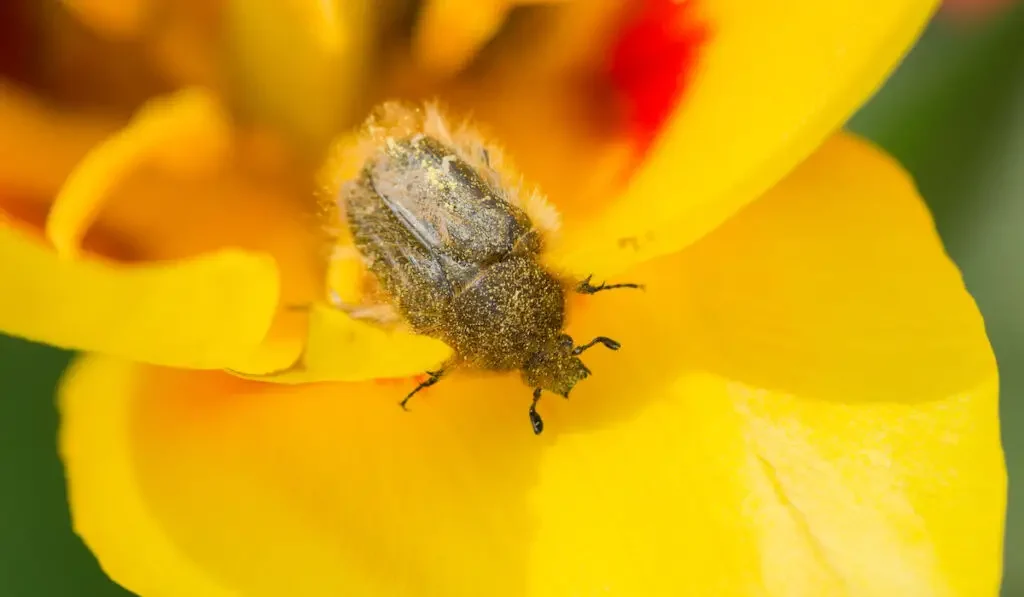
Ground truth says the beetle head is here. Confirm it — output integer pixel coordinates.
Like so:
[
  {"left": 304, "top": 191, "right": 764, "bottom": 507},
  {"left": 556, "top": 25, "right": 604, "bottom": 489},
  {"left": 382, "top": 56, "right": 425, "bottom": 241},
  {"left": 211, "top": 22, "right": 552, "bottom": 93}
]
[{"left": 521, "top": 334, "right": 592, "bottom": 398}]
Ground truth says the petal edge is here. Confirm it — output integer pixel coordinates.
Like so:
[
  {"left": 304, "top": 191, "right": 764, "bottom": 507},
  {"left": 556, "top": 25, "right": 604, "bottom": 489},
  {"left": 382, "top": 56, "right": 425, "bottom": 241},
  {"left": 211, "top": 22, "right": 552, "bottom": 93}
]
[{"left": 0, "top": 220, "right": 279, "bottom": 369}]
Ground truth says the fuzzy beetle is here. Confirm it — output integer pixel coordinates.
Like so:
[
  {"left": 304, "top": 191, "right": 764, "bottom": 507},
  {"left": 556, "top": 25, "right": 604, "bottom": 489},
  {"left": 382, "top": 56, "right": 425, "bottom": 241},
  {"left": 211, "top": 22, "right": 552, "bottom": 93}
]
[{"left": 336, "top": 103, "right": 642, "bottom": 434}]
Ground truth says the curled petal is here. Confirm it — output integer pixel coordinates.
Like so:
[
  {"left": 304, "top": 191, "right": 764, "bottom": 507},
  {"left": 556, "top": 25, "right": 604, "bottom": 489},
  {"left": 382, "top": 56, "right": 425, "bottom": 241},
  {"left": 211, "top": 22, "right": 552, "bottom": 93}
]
[
  {"left": 0, "top": 86, "right": 332, "bottom": 377},
  {"left": 0, "top": 220, "right": 279, "bottom": 370},
  {"left": 45, "top": 87, "right": 231, "bottom": 259}
]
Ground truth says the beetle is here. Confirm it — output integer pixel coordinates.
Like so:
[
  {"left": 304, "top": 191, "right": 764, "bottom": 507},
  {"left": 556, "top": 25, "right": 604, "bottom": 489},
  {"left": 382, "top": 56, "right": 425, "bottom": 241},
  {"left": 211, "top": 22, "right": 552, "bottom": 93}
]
[{"left": 336, "top": 103, "right": 642, "bottom": 434}]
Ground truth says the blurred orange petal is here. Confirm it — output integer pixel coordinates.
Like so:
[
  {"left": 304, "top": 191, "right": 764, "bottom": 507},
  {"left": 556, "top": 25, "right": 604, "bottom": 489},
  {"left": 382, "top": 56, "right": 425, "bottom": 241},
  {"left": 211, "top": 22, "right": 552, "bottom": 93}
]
[
  {"left": 0, "top": 83, "right": 116, "bottom": 199},
  {"left": 45, "top": 87, "right": 231, "bottom": 258},
  {"left": 60, "top": 0, "right": 151, "bottom": 38}
]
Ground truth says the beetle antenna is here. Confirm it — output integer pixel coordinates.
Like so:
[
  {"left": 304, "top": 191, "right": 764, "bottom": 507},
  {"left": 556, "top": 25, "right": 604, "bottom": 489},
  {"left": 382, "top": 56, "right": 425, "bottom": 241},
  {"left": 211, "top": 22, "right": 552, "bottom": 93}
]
[
  {"left": 576, "top": 275, "right": 645, "bottom": 294},
  {"left": 572, "top": 337, "right": 621, "bottom": 356}
]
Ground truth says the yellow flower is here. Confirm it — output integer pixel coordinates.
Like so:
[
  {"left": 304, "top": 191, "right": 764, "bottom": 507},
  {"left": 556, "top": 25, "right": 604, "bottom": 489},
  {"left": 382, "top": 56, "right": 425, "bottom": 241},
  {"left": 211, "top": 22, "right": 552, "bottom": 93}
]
[{"left": 0, "top": 0, "right": 1006, "bottom": 595}]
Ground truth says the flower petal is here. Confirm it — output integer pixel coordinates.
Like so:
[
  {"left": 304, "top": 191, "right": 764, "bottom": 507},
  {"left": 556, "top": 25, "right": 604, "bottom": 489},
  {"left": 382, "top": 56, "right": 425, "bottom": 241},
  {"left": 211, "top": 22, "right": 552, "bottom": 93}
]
[
  {"left": 45, "top": 87, "right": 231, "bottom": 259},
  {"left": 222, "top": 0, "right": 379, "bottom": 152},
  {"left": 569, "top": 0, "right": 943, "bottom": 275},
  {"left": 60, "top": 0, "right": 151, "bottom": 38},
  {"left": 0, "top": 218, "right": 279, "bottom": 369},
  {"left": 0, "top": 84, "right": 319, "bottom": 376},
  {"left": 445, "top": 0, "right": 943, "bottom": 278},
  {"left": 233, "top": 303, "right": 453, "bottom": 384},
  {"left": 673, "top": 133, "right": 995, "bottom": 402},
  {"left": 411, "top": 0, "right": 572, "bottom": 77},
  {"left": 412, "top": 0, "right": 514, "bottom": 76},
  {"left": 61, "top": 133, "right": 1002, "bottom": 596},
  {"left": 0, "top": 83, "right": 117, "bottom": 198}
]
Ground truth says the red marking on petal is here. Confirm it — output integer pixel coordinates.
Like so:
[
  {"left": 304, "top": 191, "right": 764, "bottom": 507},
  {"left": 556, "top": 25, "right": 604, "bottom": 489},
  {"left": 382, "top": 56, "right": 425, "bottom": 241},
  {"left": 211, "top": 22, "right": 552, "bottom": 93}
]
[{"left": 604, "top": 0, "right": 708, "bottom": 156}]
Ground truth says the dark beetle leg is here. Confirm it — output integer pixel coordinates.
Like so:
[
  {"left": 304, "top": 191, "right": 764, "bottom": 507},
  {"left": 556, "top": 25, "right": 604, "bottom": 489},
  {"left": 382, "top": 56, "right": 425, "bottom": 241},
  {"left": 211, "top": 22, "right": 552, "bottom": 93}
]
[
  {"left": 572, "top": 336, "right": 621, "bottom": 356},
  {"left": 529, "top": 388, "right": 544, "bottom": 435},
  {"left": 576, "top": 274, "right": 644, "bottom": 294},
  {"left": 399, "top": 368, "right": 446, "bottom": 410}
]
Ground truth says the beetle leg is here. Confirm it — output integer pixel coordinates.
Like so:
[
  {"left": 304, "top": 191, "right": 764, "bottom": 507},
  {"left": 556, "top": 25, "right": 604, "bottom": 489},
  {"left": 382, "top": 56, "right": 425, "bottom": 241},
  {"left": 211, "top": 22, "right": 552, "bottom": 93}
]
[
  {"left": 572, "top": 336, "right": 621, "bottom": 355},
  {"left": 399, "top": 368, "right": 446, "bottom": 410},
  {"left": 576, "top": 274, "right": 645, "bottom": 294},
  {"left": 529, "top": 387, "right": 544, "bottom": 435}
]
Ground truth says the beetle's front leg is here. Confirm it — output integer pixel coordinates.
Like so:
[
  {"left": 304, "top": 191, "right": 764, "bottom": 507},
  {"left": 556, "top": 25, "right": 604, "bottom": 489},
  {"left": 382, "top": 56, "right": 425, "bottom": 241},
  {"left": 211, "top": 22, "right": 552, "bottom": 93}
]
[
  {"left": 399, "top": 367, "right": 447, "bottom": 410},
  {"left": 576, "top": 274, "right": 644, "bottom": 295}
]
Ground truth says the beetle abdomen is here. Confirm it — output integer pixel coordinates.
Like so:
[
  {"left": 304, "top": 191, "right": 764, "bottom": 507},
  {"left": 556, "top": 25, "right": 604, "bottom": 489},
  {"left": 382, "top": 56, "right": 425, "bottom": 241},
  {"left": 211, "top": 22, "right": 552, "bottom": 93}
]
[{"left": 445, "top": 256, "right": 566, "bottom": 371}]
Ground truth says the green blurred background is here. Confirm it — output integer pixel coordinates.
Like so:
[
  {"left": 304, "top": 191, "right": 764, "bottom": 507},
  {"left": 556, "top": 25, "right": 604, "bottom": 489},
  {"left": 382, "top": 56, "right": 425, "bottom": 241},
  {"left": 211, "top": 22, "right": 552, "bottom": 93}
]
[{"left": 1, "top": 5, "right": 1023, "bottom": 595}]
